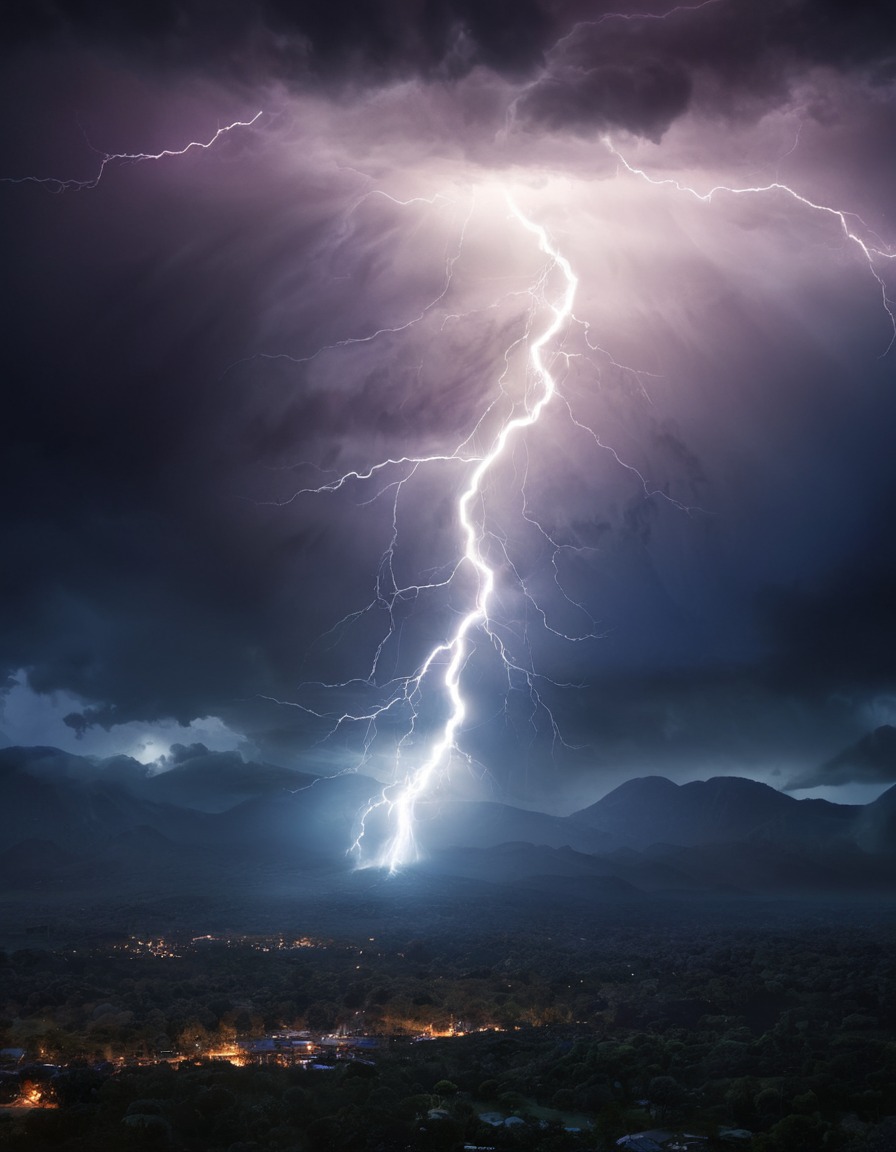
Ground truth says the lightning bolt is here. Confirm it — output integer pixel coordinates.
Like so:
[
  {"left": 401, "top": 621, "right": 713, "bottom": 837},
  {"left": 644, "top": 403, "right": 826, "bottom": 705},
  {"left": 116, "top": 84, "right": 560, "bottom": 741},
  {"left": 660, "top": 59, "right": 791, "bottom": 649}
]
[
  {"left": 572, "top": 0, "right": 724, "bottom": 30},
  {"left": 1, "top": 112, "right": 263, "bottom": 192},
  {"left": 259, "top": 191, "right": 595, "bottom": 871},
  {"left": 603, "top": 138, "right": 896, "bottom": 354},
  {"left": 260, "top": 182, "right": 707, "bottom": 871},
  {"left": 358, "top": 198, "right": 578, "bottom": 871}
]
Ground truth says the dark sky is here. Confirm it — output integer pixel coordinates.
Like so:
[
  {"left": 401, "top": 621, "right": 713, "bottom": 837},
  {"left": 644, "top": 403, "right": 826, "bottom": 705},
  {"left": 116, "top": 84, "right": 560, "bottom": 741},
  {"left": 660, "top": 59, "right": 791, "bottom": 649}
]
[{"left": 2, "top": 0, "right": 896, "bottom": 812}]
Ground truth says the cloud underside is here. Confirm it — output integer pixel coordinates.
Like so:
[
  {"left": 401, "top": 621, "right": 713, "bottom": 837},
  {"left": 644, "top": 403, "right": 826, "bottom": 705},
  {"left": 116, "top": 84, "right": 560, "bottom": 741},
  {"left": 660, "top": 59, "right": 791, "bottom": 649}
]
[
  {"left": 6, "top": 1, "right": 896, "bottom": 138},
  {"left": 786, "top": 726, "right": 896, "bottom": 790}
]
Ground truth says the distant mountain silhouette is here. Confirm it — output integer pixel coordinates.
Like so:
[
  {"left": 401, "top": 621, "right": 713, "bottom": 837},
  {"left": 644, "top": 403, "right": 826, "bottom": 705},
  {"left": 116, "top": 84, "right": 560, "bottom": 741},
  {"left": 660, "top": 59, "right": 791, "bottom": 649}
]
[
  {"left": 854, "top": 782, "right": 896, "bottom": 853},
  {"left": 138, "top": 751, "right": 319, "bottom": 812},
  {"left": 0, "top": 746, "right": 190, "bottom": 851},
  {"left": 569, "top": 774, "right": 859, "bottom": 850},
  {"left": 207, "top": 773, "right": 379, "bottom": 860},
  {"left": 2, "top": 746, "right": 895, "bottom": 901},
  {"left": 415, "top": 799, "right": 608, "bottom": 854},
  {"left": 0, "top": 745, "right": 322, "bottom": 845}
]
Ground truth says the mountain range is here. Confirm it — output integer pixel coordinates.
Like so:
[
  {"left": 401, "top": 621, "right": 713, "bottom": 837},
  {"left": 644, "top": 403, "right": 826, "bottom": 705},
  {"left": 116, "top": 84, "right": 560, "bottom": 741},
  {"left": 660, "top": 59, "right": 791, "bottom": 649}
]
[{"left": 3, "top": 745, "right": 896, "bottom": 913}]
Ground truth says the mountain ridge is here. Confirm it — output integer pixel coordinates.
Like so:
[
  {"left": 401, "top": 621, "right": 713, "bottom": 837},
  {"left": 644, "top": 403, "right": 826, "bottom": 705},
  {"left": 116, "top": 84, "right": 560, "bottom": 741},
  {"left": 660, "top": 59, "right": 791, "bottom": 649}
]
[{"left": 2, "top": 745, "right": 894, "bottom": 902}]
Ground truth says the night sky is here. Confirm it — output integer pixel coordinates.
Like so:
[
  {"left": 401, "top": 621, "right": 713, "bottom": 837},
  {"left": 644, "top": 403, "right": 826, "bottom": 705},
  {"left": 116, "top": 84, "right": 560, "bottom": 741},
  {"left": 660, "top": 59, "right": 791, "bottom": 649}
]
[{"left": 2, "top": 0, "right": 896, "bottom": 814}]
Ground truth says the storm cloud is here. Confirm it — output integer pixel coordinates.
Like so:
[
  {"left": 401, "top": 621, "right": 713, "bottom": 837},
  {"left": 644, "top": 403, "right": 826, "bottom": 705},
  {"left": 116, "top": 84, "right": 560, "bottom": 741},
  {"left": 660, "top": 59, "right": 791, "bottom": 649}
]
[
  {"left": 2, "top": 0, "right": 896, "bottom": 807},
  {"left": 786, "top": 726, "right": 896, "bottom": 791}
]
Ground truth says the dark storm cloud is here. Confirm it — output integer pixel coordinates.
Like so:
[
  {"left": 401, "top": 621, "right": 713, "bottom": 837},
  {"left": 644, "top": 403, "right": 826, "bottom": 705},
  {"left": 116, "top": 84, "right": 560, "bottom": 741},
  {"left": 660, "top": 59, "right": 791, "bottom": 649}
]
[
  {"left": 0, "top": 119, "right": 525, "bottom": 753},
  {"left": 6, "top": 1, "right": 895, "bottom": 123},
  {"left": 0, "top": 151, "right": 305, "bottom": 733},
  {"left": 4, "top": 0, "right": 553, "bottom": 83},
  {"left": 786, "top": 726, "right": 896, "bottom": 790},
  {"left": 517, "top": 58, "right": 691, "bottom": 142},
  {"left": 755, "top": 490, "right": 896, "bottom": 699},
  {"left": 517, "top": 0, "right": 896, "bottom": 139}
]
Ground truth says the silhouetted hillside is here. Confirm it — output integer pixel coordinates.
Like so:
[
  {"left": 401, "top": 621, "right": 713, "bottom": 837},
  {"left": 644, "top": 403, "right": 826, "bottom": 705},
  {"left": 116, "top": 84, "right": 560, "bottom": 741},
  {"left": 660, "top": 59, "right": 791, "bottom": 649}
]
[
  {"left": 137, "top": 750, "right": 320, "bottom": 812},
  {"left": 0, "top": 748, "right": 191, "bottom": 851},
  {"left": 570, "top": 774, "right": 859, "bottom": 850},
  {"left": 854, "top": 782, "right": 896, "bottom": 853},
  {"left": 208, "top": 772, "right": 380, "bottom": 860},
  {"left": 415, "top": 799, "right": 608, "bottom": 854},
  {"left": 0, "top": 744, "right": 324, "bottom": 847},
  {"left": 2, "top": 746, "right": 896, "bottom": 909}
]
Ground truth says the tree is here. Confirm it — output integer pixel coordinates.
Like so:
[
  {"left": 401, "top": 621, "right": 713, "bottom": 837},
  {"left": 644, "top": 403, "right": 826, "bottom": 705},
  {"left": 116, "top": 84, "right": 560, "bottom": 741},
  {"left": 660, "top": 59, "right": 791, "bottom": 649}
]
[
  {"left": 767, "top": 1113, "right": 826, "bottom": 1152},
  {"left": 648, "top": 1075, "right": 684, "bottom": 1121}
]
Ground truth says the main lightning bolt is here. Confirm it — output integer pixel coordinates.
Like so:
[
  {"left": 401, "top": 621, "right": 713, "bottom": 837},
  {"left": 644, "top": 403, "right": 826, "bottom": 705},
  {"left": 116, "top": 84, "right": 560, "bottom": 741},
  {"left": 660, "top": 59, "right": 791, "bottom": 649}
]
[
  {"left": 6, "top": 109, "right": 601, "bottom": 870},
  {"left": 350, "top": 199, "right": 578, "bottom": 871},
  {"left": 261, "top": 192, "right": 592, "bottom": 872}
]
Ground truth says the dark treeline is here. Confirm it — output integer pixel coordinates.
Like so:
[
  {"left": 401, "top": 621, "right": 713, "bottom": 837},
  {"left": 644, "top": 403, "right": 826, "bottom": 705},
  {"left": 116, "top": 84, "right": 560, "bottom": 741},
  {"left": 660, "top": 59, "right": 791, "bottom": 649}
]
[{"left": 2, "top": 904, "right": 896, "bottom": 1150}]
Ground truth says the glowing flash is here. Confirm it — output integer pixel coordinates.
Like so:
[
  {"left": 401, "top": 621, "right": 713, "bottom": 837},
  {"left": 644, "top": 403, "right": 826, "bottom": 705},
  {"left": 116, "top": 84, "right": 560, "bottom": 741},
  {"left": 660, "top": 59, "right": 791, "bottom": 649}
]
[{"left": 356, "top": 198, "right": 577, "bottom": 871}]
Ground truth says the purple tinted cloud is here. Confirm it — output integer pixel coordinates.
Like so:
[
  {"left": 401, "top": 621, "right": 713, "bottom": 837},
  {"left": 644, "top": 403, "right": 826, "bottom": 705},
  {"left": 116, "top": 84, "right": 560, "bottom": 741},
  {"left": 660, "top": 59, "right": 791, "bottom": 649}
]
[{"left": 1, "top": 0, "right": 895, "bottom": 806}]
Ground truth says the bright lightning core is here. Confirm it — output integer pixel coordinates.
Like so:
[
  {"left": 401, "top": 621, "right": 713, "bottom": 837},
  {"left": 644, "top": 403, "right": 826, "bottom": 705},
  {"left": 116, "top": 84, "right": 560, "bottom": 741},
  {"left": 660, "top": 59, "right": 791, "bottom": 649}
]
[
  {"left": 261, "top": 185, "right": 593, "bottom": 872},
  {"left": 355, "top": 198, "right": 579, "bottom": 871}
]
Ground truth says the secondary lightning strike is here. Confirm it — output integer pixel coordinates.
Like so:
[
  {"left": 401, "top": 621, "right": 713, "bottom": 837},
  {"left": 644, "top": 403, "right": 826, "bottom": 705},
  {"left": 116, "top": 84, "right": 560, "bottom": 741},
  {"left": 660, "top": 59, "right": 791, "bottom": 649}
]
[
  {"left": 346, "top": 197, "right": 578, "bottom": 872},
  {"left": 243, "top": 195, "right": 474, "bottom": 374},
  {"left": 1, "top": 112, "right": 263, "bottom": 192},
  {"left": 604, "top": 138, "right": 896, "bottom": 354},
  {"left": 578, "top": 0, "right": 724, "bottom": 29}
]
